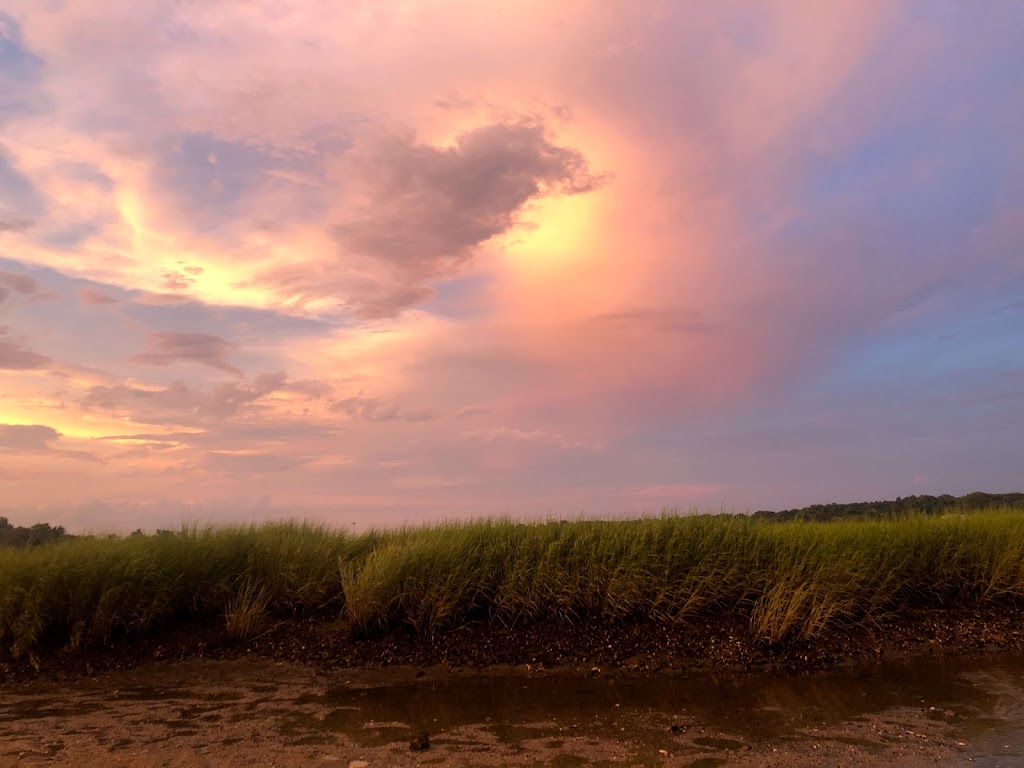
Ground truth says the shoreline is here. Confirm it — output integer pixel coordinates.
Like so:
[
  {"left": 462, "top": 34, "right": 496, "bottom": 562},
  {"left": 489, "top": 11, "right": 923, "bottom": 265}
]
[{"left": 5, "top": 601, "right": 1024, "bottom": 685}]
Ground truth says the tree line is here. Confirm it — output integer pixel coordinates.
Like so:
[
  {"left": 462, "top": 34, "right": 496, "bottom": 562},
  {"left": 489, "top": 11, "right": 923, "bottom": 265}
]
[
  {"left": 751, "top": 491, "right": 1024, "bottom": 523},
  {"left": 0, "top": 517, "right": 72, "bottom": 547},
  {"left": 2, "top": 492, "right": 1023, "bottom": 547}
]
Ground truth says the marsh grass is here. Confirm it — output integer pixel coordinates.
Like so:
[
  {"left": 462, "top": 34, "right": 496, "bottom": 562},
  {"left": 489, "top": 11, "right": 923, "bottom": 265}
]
[
  {"left": 224, "top": 580, "right": 271, "bottom": 640},
  {"left": 3, "top": 509, "right": 1024, "bottom": 664}
]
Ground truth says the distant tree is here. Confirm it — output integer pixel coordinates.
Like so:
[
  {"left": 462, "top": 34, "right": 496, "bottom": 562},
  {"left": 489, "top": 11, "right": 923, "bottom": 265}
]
[{"left": 0, "top": 518, "right": 74, "bottom": 547}]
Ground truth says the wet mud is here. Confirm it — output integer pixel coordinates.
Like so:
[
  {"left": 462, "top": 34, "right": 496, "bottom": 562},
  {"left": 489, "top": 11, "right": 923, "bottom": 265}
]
[{"left": 4, "top": 653, "right": 1024, "bottom": 767}]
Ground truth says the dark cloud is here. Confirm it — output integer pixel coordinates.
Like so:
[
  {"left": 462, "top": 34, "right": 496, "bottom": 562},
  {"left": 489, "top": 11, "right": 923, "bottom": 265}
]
[
  {"left": 0, "top": 423, "right": 59, "bottom": 451},
  {"left": 346, "top": 285, "right": 438, "bottom": 320},
  {"left": 257, "top": 119, "right": 602, "bottom": 318},
  {"left": 333, "top": 120, "right": 601, "bottom": 316},
  {"left": 82, "top": 372, "right": 287, "bottom": 420},
  {"left": 0, "top": 327, "right": 51, "bottom": 369},
  {"left": 132, "top": 332, "right": 242, "bottom": 376},
  {"left": 328, "top": 395, "right": 432, "bottom": 422}
]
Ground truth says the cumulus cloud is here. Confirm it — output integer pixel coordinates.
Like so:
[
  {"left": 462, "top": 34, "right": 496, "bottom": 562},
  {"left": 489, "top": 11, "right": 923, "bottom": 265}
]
[
  {"left": 261, "top": 119, "right": 602, "bottom": 318},
  {"left": 0, "top": 423, "right": 57, "bottom": 451},
  {"left": 335, "top": 120, "right": 600, "bottom": 267},
  {"left": 132, "top": 332, "right": 242, "bottom": 376}
]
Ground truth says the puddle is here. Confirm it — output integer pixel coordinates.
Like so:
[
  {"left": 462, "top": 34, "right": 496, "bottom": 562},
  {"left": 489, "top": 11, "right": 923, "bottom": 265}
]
[{"left": 284, "top": 654, "right": 1004, "bottom": 748}]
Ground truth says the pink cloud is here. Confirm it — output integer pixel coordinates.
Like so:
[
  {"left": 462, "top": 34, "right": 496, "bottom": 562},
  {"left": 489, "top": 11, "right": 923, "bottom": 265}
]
[
  {"left": 78, "top": 286, "right": 118, "bottom": 305},
  {"left": 132, "top": 332, "right": 243, "bottom": 377},
  {"left": 0, "top": 0, "right": 1019, "bottom": 526}
]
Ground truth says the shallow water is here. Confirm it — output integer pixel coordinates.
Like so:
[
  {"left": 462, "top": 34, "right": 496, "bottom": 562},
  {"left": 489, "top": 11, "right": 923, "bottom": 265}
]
[
  {"left": 287, "top": 654, "right": 1024, "bottom": 762},
  {"left": 5, "top": 653, "right": 1024, "bottom": 766}
]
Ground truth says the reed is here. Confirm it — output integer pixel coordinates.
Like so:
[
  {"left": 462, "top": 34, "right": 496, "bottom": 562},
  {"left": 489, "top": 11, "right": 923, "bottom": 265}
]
[{"left": 3, "top": 508, "right": 1024, "bottom": 665}]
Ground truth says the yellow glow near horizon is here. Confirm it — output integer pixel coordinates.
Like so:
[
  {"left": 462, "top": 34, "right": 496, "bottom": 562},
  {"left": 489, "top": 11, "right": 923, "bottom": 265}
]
[
  {"left": 0, "top": 405, "right": 115, "bottom": 441},
  {"left": 0, "top": 394, "right": 201, "bottom": 442}
]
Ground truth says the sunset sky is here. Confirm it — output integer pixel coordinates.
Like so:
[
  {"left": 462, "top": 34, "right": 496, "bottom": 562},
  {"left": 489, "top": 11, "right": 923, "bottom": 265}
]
[{"left": 1, "top": 1, "right": 1022, "bottom": 531}]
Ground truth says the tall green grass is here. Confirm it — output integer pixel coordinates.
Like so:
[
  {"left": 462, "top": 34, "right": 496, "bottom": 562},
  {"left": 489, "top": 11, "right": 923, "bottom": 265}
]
[{"left": 3, "top": 509, "right": 1024, "bottom": 666}]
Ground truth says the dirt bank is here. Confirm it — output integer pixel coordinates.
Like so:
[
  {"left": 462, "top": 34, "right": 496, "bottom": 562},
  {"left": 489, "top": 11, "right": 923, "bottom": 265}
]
[{"left": 4, "top": 602, "right": 1024, "bottom": 685}]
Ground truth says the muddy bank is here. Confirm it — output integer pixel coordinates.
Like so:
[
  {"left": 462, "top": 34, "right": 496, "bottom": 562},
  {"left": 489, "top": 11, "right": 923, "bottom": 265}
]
[
  {"left": 4, "top": 602, "right": 1024, "bottom": 685},
  {"left": 4, "top": 652, "right": 1024, "bottom": 767}
]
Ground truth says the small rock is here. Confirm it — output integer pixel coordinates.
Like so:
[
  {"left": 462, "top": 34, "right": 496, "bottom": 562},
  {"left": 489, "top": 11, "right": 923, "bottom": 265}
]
[
  {"left": 410, "top": 732, "right": 430, "bottom": 752},
  {"left": 346, "top": 761, "right": 368, "bottom": 768}
]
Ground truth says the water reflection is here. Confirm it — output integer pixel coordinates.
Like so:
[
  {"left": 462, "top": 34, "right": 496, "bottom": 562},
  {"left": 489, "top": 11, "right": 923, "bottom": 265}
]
[{"left": 308, "top": 654, "right": 1009, "bottom": 747}]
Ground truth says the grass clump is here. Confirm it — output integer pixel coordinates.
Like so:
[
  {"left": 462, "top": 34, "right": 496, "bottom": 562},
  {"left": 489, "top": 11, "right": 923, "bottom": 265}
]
[
  {"left": 224, "top": 580, "right": 271, "bottom": 640},
  {"left": 3, "top": 508, "right": 1024, "bottom": 663}
]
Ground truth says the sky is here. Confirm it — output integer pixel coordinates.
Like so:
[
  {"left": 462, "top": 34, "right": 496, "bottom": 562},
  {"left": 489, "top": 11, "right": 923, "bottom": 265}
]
[{"left": 0, "top": 1, "right": 1022, "bottom": 532}]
